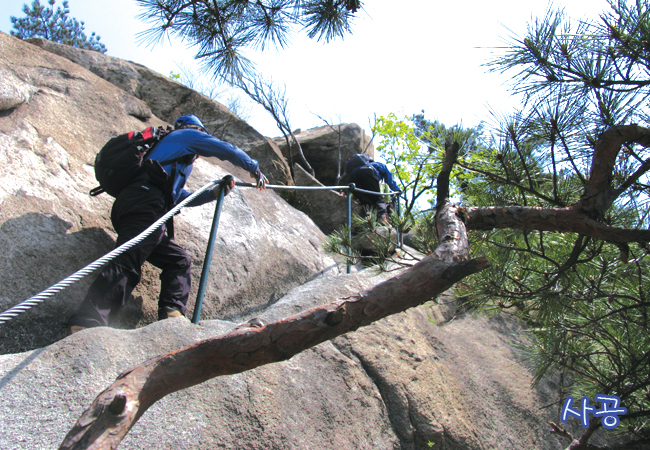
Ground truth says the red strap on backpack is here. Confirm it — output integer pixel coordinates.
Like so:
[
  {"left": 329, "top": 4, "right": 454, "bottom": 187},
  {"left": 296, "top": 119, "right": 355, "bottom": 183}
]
[{"left": 141, "top": 126, "right": 157, "bottom": 141}]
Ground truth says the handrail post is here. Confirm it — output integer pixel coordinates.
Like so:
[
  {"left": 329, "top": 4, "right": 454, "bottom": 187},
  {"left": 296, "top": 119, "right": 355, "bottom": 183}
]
[
  {"left": 192, "top": 175, "right": 232, "bottom": 324},
  {"left": 396, "top": 193, "right": 403, "bottom": 248},
  {"left": 347, "top": 183, "right": 355, "bottom": 274}
]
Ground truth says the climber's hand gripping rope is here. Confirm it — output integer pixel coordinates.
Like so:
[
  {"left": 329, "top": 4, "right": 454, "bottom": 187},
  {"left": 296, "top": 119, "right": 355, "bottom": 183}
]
[{"left": 253, "top": 168, "right": 268, "bottom": 190}]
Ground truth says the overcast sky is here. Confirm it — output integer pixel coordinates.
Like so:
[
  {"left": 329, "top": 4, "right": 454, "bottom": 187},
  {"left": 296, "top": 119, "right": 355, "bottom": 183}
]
[{"left": 1, "top": 0, "right": 611, "bottom": 137}]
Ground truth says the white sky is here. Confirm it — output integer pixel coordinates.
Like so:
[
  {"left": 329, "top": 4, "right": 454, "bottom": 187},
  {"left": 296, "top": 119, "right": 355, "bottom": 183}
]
[{"left": 1, "top": 0, "right": 611, "bottom": 138}]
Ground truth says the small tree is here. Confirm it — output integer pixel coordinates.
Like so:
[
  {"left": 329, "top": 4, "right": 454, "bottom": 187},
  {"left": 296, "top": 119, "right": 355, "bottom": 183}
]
[
  {"left": 11, "top": 0, "right": 107, "bottom": 53},
  {"left": 313, "top": 113, "right": 346, "bottom": 184},
  {"left": 235, "top": 73, "right": 315, "bottom": 178},
  {"left": 372, "top": 112, "right": 481, "bottom": 218}
]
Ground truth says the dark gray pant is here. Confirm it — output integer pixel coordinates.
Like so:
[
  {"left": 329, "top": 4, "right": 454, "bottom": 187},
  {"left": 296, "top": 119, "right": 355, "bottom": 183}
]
[
  {"left": 69, "top": 181, "right": 191, "bottom": 328},
  {"left": 350, "top": 166, "right": 388, "bottom": 217}
]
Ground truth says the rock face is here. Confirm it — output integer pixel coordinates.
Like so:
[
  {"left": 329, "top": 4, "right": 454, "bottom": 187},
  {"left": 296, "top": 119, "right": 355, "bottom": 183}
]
[
  {"left": 25, "top": 38, "right": 292, "bottom": 188},
  {"left": 0, "top": 31, "right": 332, "bottom": 354},
  {"left": 0, "top": 270, "right": 612, "bottom": 450},
  {"left": 0, "top": 33, "right": 620, "bottom": 450},
  {"left": 289, "top": 164, "right": 362, "bottom": 235},
  {"left": 274, "top": 123, "right": 374, "bottom": 187}
]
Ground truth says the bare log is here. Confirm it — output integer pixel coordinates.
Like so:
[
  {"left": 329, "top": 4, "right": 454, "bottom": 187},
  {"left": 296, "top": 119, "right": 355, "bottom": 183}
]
[
  {"left": 59, "top": 208, "right": 488, "bottom": 450},
  {"left": 435, "top": 141, "right": 469, "bottom": 263}
]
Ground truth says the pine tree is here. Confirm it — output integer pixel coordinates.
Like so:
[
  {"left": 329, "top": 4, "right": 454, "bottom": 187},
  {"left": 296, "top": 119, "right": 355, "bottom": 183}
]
[
  {"left": 460, "top": 0, "right": 650, "bottom": 444},
  {"left": 11, "top": 0, "right": 107, "bottom": 53},
  {"left": 362, "top": 1, "right": 650, "bottom": 446},
  {"left": 136, "top": 0, "right": 362, "bottom": 82}
]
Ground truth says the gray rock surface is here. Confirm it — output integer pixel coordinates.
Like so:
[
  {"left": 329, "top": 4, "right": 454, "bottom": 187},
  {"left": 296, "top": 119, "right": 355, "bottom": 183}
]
[
  {"left": 0, "top": 31, "right": 333, "bottom": 354},
  {"left": 0, "top": 33, "right": 621, "bottom": 450},
  {"left": 274, "top": 124, "right": 374, "bottom": 187},
  {"left": 0, "top": 266, "right": 613, "bottom": 450},
  {"left": 26, "top": 37, "right": 292, "bottom": 187}
]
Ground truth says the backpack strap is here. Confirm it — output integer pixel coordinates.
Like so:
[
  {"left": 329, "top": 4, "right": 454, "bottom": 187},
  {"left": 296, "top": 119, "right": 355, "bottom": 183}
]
[
  {"left": 155, "top": 152, "right": 198, "bottom": 168},
  {"left": 154, "top": 153, "right": 198, "bottom": 240}
]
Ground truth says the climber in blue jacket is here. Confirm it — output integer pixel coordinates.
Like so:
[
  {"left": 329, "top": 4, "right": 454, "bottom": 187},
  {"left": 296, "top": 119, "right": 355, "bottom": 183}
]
[
  {"left": 150, "top": 116, "right": 263, "bottom": 206},
  {"left": 344, "top": 154, "right": 400, "bottom": 221},
  {"left": 68, "top": 114, "right": 268, "bottom": 332}
]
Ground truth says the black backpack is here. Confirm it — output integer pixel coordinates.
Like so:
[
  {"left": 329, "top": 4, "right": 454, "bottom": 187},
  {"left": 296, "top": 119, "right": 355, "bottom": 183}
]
[
  {"left": 89, "top": 126, "right": 178, "bottom": 197},
  {"left": 344, "top": 153, "right": 373, "bottom": 177}
]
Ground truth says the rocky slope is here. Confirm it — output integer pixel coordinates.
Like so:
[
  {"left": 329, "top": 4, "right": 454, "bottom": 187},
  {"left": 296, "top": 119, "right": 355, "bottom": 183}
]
[{"left": 0, "top": 32, "right": 619, "bottom": 449}]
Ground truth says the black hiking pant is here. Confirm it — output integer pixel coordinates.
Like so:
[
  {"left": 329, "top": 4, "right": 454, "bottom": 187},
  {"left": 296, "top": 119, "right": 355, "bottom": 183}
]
[
  {"left": 350, "top": 166, "right": 388, "bottom": 217},
  {"left": 68, "top": 180, "right": 191, "bottom": 328}
]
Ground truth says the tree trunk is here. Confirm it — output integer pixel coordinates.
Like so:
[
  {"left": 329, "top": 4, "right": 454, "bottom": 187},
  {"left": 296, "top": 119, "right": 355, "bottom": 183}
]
[
  {"left": 289, "top": 130, "right": 315, "bottom": 177},
  {"left": 579, "top": 124, "right": 650, "bottom": 218}
]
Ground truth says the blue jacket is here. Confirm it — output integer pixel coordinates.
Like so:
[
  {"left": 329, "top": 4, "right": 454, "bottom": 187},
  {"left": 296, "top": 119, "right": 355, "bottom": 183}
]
[
  {"left": 146, "top": 128, "right": 259, "bottom": 207},
  {"left": 351, "top": 162, "right": 400, "bottom": 193}
]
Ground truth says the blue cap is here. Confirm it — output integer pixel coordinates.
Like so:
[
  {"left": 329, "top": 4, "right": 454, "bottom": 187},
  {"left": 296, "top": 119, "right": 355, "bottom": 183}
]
[{"left": 174, "top": 114, "right": 205, "bottom": 130}]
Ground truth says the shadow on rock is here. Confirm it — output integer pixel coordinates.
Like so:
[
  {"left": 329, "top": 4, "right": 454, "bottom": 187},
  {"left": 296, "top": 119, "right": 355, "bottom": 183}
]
[{"left": 0, "top": 213, "right": 120, "bottom": 354}]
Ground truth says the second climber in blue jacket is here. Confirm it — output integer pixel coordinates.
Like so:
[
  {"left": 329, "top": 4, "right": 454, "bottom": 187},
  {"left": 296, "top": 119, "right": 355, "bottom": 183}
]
[
  {"left": 68, "top": 114, "right": 268, "bottom": 332},
  {"left": 344, "top": 154, "right": 400, "bottom": 222}
]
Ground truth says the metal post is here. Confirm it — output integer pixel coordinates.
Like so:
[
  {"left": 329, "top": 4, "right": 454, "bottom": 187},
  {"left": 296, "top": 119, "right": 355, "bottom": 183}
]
[
  {"left": 396, "top": 193, "right": 403, "bottom": 248},
  {"left": 347, "top": 183, "right": 355, "bottom": 274},
  {"left": 192, "top": 175, "right": 232, "bottom": 324}
]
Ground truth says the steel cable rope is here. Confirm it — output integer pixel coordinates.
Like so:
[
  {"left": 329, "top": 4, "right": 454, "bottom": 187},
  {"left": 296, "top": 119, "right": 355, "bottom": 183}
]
[
  {"left": 235, "top": 181, "right": 401, "bottom": 196},
  {"left": 0, "top": 179, "right": 220, "bottom": 324},
  {"left": 0, "top": 179, "right": 401, "bottom": 324}
]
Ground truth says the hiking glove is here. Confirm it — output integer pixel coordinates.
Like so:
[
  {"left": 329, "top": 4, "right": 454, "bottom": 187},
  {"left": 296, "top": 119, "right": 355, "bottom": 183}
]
[{"left": 252, "top": 168, "right": 268, "bottom": 190}]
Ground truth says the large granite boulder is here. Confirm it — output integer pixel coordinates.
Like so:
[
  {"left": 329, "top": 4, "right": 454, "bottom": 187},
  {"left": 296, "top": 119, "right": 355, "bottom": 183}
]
[
  {"left": 0, "top": 31, "right": 332, "bottom": 354},
  {"left": 25, "top": 37, "right": 292, "bottom": 187},
  {"left": 0, "top": 33, "right": 622, "bottom": 450},
  {"left": 273, "top": 124, "right": 375, "bottom": 234},
  {"left": 274, "top": 123, "right": 375, "bottom": 187}
]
